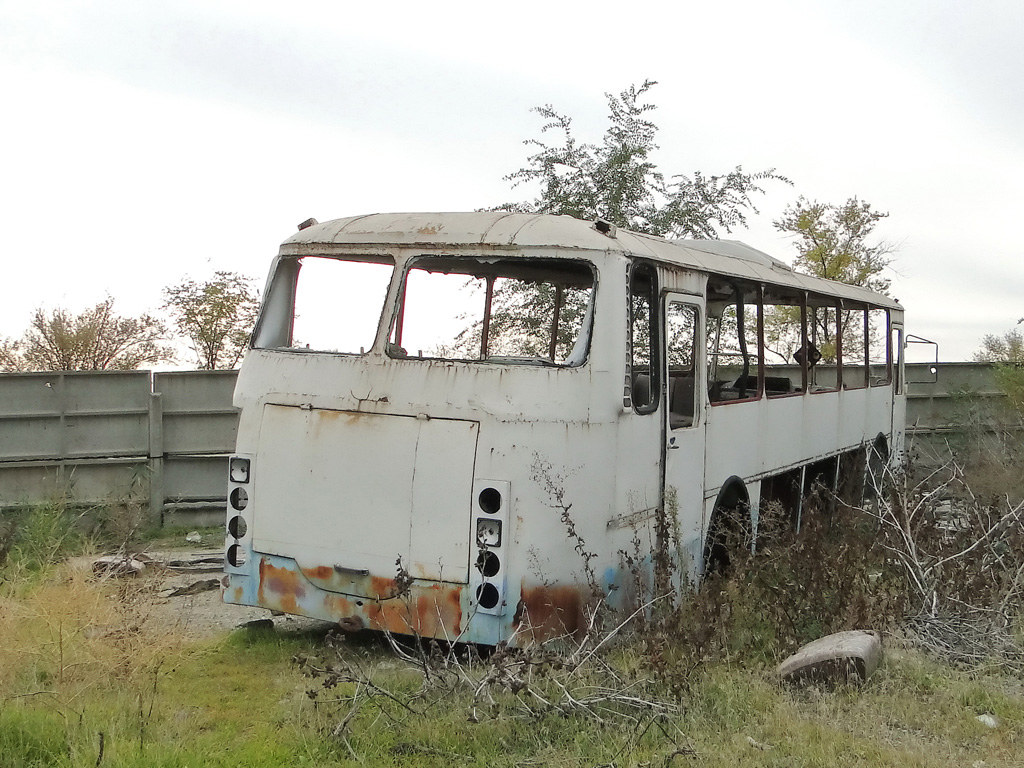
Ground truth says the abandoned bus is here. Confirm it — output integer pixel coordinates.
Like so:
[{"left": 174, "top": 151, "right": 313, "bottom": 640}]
[{"left": 223, "top": 212, "right": 905, "bottom": 645}]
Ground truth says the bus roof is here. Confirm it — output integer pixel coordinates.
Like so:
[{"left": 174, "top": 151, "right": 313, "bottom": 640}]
[{"left": 281, "top": 212, "right": 902, "bottom": 310}]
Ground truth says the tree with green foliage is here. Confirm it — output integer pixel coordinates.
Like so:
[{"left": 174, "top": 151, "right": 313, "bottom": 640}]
[
  {"left": 768, "top": 196, "right": 895, "bottom": 363},
  {"left": 458, "top": 80, "right": 786, "bottom": 361},
  {"left": 162, "top": 271, "right": 260, "bottom": 370},
  {"left": 774, "top": 196, "right": 893, "bottom": 293},
  {"left": 973, "top": 324, "right": 1024, "bottom": 413},
  {"left": 499, "top": 80, "right": 786, "bottom": 237},
  {"left": 0, "top": 298, "right": 173, "bottom": 372}
]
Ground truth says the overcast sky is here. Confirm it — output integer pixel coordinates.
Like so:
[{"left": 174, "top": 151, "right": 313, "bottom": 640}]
[{"left": 2, "top": 0, "right": 1022, "bottom": 362}]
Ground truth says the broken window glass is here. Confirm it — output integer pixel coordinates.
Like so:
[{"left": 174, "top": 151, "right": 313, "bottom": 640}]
[
  {"left": 868, "top": 308, "right": 890, "bottom": 385},
  {"left": 840, "top": 303, "right": 868, "bottom": 390}
]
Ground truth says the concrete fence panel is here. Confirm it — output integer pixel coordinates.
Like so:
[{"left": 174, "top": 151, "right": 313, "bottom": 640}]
[
  {"left": 0, "top": 369, "right": 238, "bottom": 527},
  {"left": 0, "top": 363, "right": 1017, "bottom": 526}
]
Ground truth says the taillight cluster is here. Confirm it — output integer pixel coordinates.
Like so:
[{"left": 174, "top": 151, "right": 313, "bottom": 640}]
[
  {"left": 226, "top": 456, "right": 251, "bottom": 568},
  {"left": 470, "top": 480, "right": 510, "bottom": 614}
]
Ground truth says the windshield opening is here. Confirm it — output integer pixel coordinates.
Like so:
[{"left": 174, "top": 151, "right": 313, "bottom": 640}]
[
  {"left": 388, "top": 256, "right": 596, "bottom": 367},
  {"left": 252, "top": 255, "right": 395, "bottom": 353}
]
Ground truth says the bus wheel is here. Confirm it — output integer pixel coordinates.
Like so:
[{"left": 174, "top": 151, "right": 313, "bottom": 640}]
[{"left": 703, "top": 479, "right": 749, "bottom": 579}]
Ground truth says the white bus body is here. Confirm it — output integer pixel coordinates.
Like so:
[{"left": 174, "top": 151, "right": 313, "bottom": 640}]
[{"left": 223, "top": 212, "right": 905, "bottom": 645}]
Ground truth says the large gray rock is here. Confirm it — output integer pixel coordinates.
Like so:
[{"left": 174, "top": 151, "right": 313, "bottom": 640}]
[{"left": 777, "top": 630, "right": 882, "bottom": 684}]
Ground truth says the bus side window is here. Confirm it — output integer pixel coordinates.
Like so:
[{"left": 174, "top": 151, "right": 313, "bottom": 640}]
[
  {"left": 868, "top": 308, "right": 890, "bottom": 386},
  {"left": 629, "top": 263, "right": 660, "bottom": 414},
  {"left": 892, "top": 327, "right": 904, "bottom": 395},
  {"left": 667, "top": 301, "right": 698, "bottom": 429}
]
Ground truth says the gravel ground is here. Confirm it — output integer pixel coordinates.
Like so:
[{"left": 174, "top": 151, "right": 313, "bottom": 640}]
[{"left": 78, "top": 546, "right": 336, "bottom": 641}]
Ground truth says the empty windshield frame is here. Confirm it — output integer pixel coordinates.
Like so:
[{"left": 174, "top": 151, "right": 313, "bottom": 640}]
[
  {"left": 387, "top": 255, "right": 596, "bottom": 367},
  {"left": 251, "top": 254, "right": 395, "bottom": 354}
]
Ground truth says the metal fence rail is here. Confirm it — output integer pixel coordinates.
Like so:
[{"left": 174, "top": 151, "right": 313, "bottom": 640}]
[{"left": 0, "top": 363, "right": 1015, "bottom": 526}]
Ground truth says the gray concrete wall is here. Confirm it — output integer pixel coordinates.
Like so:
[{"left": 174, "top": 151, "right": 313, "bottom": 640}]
[
  {"left": 0, "top": 369, "right": 238, "bottom": 526},
  {"left": 0, "top": 363, "right": 1017, "bottom": 526}
]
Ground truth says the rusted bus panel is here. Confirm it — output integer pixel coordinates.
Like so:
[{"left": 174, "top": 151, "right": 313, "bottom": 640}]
[
  {"left": 511, "top": 584, "right": 588, "bottom": 643},
  {"left": 705, "top": 386, "right": 896, "bottom": 492},
  {"left": 247, "top": 556, "right": 467, "bottom": 639},
  {"left": 231, "top": 553, "right": 627, "bottom": 646},
  {"left": 277, "top": 213, "right": 901, "bottom": 313},
  {"left": 243, "top": 559, "right": 467, "bottom": 643},
  {"left": 235, "top": 348, "right": 604, "bottom": 424}
]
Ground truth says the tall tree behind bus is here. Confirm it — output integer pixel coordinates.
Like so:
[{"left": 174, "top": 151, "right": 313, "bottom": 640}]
[
  {"left": 162, "top": 271, "right": 260, "bottom": 369},
  {"left": 0, "top": 298, "right": 173, "bottom": 371},
  {"left": 497, "top": 80, "right": 787, "bottom": 237},
  {"left": 973, "top": 323, "right": 1024, "bottom": 413},
  {"left": 450, "top": 81, "right": 789, "bottom": 360},
  {"left": 767, "top": 197, "right": 896, "bottom": 363}
]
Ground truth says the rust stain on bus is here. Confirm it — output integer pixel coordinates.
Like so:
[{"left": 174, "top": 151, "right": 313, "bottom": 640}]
[
  {"left": 365, "top": 584, "right": 462, "bottom": 636},
  {"left": 264, "top": 558, "right": 462, "bottom": 636},
  {"left": 512, "top": 584, "right": 586, "bottom": 642},
  {"left": 300, "top": 564, "right": 333, "bottom": 581},
  {"left": 371, "top": 575, "right": 397, "bottom": 599},
  {"left": 258, "top": 558, "right": 306, "bottom": 614}
]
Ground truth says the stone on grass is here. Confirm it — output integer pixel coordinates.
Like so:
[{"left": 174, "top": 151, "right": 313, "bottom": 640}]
[
  {"left": 976, "top": 713, "right": 998, "bottom": 729},
  {"left": 777, "top": 629, "right": 882, "bottom": 685},
  {"left": 185, "top": 530, "right": 203, "bottom": 545}
]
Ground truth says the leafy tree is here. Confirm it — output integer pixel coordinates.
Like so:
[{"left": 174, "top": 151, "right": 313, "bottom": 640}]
[
  {"left": 499, "top": 80, "right": 787, "bottom": 237},
  {"left": 464, "top": 81, "right": 786, "bottom": 362},
  {"left": 974, "top": 326, "right": 1024, "bottom": 364},
  {"left": 973, "top": 324, "right": 1024, "bottom": 413},
  {"left": 768, "top": 197, "right": 895, "bottom": 363},
  {"left": 0, "top": 298, "right": 173, "bottom": 371},
  {"left": 774, "top": 196, "right": 893, "bottom": 293},
  {"left": 162, "top": 271, "right": 260, "bottom": 369},
  {"left": 438, "top": 279, "right": 592, "bottom": 361}
]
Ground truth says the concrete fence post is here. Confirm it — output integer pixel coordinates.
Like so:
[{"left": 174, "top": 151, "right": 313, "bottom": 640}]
[{"left": 148, "top": 391, "right": 164, "bottom": 522}]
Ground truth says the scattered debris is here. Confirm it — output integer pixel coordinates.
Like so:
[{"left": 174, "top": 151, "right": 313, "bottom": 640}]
[
  {"left": 745, "top": 736, "right": 773, "bottom": 751},
  {"left": 185, "top": 530, "right": 203, "bottom": 545},
  {"left": 976, "top": 713, "right": 999, "bottom": 729},
  {"left": 777, "top": 630, "right": 882, "bottom": 685},
  {"left": 92, "top": 550, "right": 224, "bottom": 577},
  {"left": 92, "top": 554, "right": 148, "bottom": 577},
  {"left": 165, "top": 555, "right": 223, "bottom": 573},
  {"left": 165, "top": 578, "right": 221, "bottom": 597}
]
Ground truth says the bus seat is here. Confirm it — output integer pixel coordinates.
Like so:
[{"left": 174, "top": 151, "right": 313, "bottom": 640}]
[{"left": 669, "top": 375, "right": 695, "bottom": 419}]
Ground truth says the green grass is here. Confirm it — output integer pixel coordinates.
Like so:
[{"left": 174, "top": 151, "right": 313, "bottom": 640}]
[
  {"left": 137, "top": 524, "right": 224, "bottom": 551},
  {"left": 1, "top": 513, "right": 1022, "bottom": 767},
  {"left": 0, "top": 625, "right": 336, "bottom": 768},
  {"left": 2, "top": 615, "right": 1022, "bottom": 767}
]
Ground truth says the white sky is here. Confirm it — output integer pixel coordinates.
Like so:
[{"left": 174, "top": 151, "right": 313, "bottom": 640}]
[{"left": 2, "top": 0, "right": 1022, "bottom": 362}]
